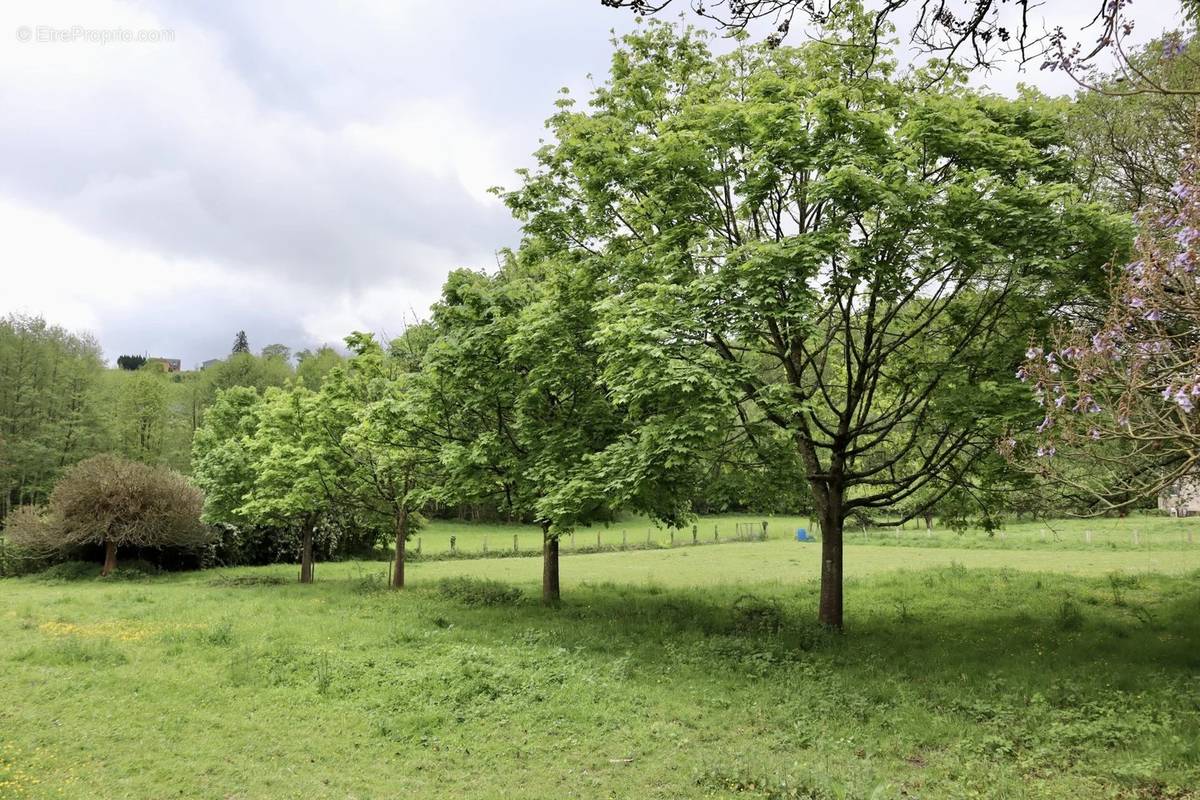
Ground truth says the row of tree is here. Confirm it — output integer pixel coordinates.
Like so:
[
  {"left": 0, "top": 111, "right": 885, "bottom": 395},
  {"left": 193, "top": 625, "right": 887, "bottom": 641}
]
[
  {"left": 189, "top": 14, "right": 1159, "bottom": 627},
  {"left": 5, "top": 15, "right": 1190, "bottom": 627}
]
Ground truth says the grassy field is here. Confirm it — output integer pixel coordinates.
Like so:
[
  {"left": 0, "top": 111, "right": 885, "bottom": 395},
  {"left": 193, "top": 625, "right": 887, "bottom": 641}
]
[
  {"left": 1, "top": 535, "right": 1199, "bottom": 798},
  {"left": 411, "top": 513, "right": 1200, "bottom": 556}
]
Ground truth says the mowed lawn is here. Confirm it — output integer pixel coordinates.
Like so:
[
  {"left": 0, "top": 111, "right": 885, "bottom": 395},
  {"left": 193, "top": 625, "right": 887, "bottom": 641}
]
[{"left": 1, "top": 538, "right": 1199, "bottom": 799}]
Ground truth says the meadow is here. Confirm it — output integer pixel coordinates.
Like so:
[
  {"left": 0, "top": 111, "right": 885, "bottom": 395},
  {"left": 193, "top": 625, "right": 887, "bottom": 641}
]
[
  {"left": 410, "top": 513, "right": 1200, "bottom": 557},
  {"left": 1, "top": 518, "right": 1199, "bottom": 799}
]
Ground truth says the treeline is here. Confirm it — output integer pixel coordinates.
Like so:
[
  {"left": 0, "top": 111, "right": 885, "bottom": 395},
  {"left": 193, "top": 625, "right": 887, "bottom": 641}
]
[{"left": 0, "top": 314, "right": 345, "bottom": 515}]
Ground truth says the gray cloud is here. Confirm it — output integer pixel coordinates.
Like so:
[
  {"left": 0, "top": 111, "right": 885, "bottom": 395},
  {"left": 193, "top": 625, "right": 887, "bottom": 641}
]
[{"left": 0, "top": 0, "right": 1186, "bottom": 365}]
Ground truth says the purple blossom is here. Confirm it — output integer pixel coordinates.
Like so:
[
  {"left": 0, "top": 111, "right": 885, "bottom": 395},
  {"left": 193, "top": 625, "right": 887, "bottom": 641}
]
[
  {"left": 1036, "top": 445, "right": 1056, "bottom": 458},
  {"left": 1015, "top": 366, "right": 1029, "bottom": 382},
  {"left": 1089, "top": 428, "right": 1101, "bottom": 440},
  {"left": 1170, "top": 182, "right": 1191, "bottom": 202},
  {"left": 1129, "top": 296, "right": 1146, "bottom": 309},
  {"left": 1055, "top": 394, "right": 1066, "bottom": 408},
  {"left": 1175, "top": 390, "right": 1195, "bottom": 413},
  {"left": 1037, "top": 415, "right": 1054, "bottom": 433},
  {"left": 1162, "top": 385, "right": 1174, "bottom": 401},
  {"left": 1025, "top": 346, "right": 1042, "bottom": 360},
  {"left": 1164, "top": 38, "right": 1188, "bottom": 59},
  {"left": 1144, "top": 309, "right": 1163, "bottom": 322},
  {"left": 1177, "top": 227, "right": 1200, "bottom": 248}
]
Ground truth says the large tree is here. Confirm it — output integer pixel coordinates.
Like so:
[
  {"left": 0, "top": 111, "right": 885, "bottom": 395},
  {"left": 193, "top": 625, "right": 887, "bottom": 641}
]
[
  {"left": 237, "top": 386, "right": 333, "bottom": 583},
  {"left": 423, "top": 248, "right": 722, "bottom": 604},
  {"left": 315, "top": 332, "right": 434, "bottom": 589},
  {"left": 503, "top": 20, "right": 1123, "bottom": 627}
]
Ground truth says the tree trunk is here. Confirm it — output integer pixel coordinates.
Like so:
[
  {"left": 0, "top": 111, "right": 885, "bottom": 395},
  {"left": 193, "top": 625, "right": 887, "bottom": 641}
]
[
  {"left": 817, "top": 499, "right": 844, "bottom": 630},
  {"left": 101, "top": 539, "right": 117, "bottom": 576},
  {"left": 391, "top": 507, "right": 407, "bottom": 589},
  {"left": 299, "top": 519, "right": 315, "bottom": 584},
  {"left": 542, "top": 522, "right": 560, "bottom": 606}
]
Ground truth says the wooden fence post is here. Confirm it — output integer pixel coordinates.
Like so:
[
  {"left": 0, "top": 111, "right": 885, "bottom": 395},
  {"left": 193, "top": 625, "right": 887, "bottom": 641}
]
[
  {"left": 622, "top": 530, "right": 627, "bottom": 549},
  {"left": 513, "top": 534, "right": 518, "bottom": 553}
]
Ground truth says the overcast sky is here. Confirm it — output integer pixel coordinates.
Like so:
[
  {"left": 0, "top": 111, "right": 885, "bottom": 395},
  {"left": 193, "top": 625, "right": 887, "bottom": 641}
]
[{"left": 0, "top": 1, "right": 1188, "bottom": 367}]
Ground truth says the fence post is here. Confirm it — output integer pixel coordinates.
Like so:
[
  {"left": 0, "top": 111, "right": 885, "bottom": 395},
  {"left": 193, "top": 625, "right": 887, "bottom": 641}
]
[
  {"left": 647, "top": 529, "right": 652, "bottom": 545},
  {"left": 571, "top": 532, "right": 576, "bottom": 550},
  {"left": 714, "top": 525, "right": 718, "bottom": 542},
  {"left": 450, "top": 536, "right": 456, "bottom": 554},
  {"left": 670, "top": 530, "right": 675, "bottom": 546},
  {"left": 622, "top": 530, "right": 627, "bottom": 549},
  {"left": 692, "top": 524, "right": 698, "bottom": 544},
  {"left": 513, "top": 534, "right": 518, "bottom": 553},
  {"left": 597, "top": 530, "right": 601, "bottom": 548},
  {"left": 761, "top": 520, "right": 768, "bottom": 541}
]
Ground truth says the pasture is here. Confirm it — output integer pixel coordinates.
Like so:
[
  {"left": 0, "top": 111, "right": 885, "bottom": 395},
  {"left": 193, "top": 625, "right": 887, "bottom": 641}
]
[
  {"left": 409, "top": 513, "right": 1200, "bottom": 557},
  {"left": 2, "top": 519, "right": 1199, "bottom": 799}
]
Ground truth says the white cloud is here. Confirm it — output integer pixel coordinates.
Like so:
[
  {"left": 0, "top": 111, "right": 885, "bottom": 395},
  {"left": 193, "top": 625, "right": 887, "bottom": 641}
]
[{"left": 0, "top": 0, "right": 1191, "bottom": 364}]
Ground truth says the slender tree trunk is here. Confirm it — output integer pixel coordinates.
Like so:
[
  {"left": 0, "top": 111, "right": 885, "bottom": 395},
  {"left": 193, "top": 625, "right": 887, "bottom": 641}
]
[
  {"left": 391, "top": 507, "right": 407, "bottom": 589},
  {"left": 542, "top": 522, "right": 560, "bottom": 606},
  {"left": 817, "top": 494, "right": 844, "bottom": 630},
  {"left": 299, "top": 518, "right": 315, "bottom": 584},
  {"left": 101, "top": 539, "right": 117, "bottom": 576}
]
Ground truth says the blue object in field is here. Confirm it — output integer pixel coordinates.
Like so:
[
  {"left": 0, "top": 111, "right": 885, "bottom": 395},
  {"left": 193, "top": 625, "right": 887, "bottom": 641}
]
[{"left": 795, "top": 528, "right": 811, "bottom": 542}]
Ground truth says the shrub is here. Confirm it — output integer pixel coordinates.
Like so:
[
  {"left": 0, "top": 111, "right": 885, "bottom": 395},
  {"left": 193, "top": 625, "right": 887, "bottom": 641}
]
[
  {"left": 2, "top": 454, "right": 209, "bottom": 576},
  {"left": 435, "top": 577, "right": 524, "bottom": 607}
]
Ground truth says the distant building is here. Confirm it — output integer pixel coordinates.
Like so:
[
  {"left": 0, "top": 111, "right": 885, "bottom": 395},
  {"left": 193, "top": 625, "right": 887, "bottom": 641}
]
[
  {"left": 147, "top": 357, "right": 182, "bottom": 373},
  {"left": 200, "top": 359, "right": 221, "bottom": 370},
  {"left": 1159, "top": 478, "right": 1200, "bottom": 516}
]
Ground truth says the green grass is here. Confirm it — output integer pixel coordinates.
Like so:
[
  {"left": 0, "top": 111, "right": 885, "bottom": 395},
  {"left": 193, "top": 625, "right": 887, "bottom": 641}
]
[
  {"left": 410, "top": 512, "right": 1200, "bottom": 556},
  {"left": 1, "top": 539, "right": 1199, "bottom": 798}
]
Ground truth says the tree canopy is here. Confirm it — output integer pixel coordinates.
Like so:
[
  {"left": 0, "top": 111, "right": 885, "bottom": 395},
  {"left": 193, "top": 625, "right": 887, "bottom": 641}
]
[{"left": 503, "top": 18, "right": 1125, "bottom": 626}]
